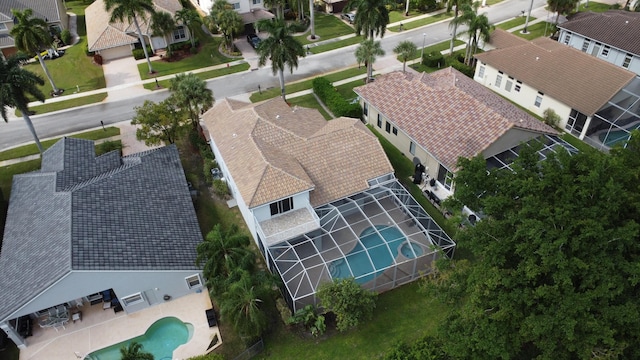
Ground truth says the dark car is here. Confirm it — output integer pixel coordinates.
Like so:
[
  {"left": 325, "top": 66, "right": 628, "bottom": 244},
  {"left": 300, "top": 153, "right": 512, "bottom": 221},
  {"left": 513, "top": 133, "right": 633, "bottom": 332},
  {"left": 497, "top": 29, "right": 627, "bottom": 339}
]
[{"left": 247, "top": 33, "right": 261, "bottom": 49}]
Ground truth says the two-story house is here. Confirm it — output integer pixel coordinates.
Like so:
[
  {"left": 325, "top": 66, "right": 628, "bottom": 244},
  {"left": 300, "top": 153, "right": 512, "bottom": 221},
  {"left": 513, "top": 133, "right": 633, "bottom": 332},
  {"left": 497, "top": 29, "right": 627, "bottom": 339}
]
[
  {"left": 0, "top": 0, "right": 68, "bottom": 58},
  {"left": 191, "top": 0, "right": 274, "bottom": 32},
  {"left": 558, "top": 10, "right": 640, "bottom": 76},
  {"left": 474, "top": 30, "right": 640, "bottom": 150},
  {"left": 201, "top": 98, "right": 455, "bottom": 311}
]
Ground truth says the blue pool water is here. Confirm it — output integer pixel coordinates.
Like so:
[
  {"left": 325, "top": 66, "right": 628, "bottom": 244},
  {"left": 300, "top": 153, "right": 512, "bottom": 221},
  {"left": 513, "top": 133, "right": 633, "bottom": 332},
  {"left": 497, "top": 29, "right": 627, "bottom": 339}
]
[
  {"left": 88, "top": 317, "right": 193, "bottom": 360},
  {"left": 401, "top": 242, "right": 423, "bottom": 258},
  {"left": 330, "top": 225, "right": 414, "bottom": 284}
]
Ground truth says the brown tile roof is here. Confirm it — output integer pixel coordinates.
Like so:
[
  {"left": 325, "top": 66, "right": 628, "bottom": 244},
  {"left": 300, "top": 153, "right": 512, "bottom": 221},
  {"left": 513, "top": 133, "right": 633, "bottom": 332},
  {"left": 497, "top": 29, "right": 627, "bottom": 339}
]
[
  {"left": 475, "top": 34, "right": 635, "bottom": 116},
  {"left": 86, "top": 0, "right": 183, "bottom": 51},
  {"left": 202, "top": 98, "right": 394, "bottom": 208},
  {"left": 353, "top": 68, "right": 557, "bottom": 171},
  {"left": 559, "top": 10, "right": 640, "bottom": 56},
  {"left": 488, "top": 28, "right": 529, "bottom": 49}
]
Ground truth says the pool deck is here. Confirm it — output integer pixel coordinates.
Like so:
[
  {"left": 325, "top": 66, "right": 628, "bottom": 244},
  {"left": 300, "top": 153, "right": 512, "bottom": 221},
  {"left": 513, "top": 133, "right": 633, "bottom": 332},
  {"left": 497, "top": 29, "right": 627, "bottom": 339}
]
[{"left": 19, "top": 291, "right": 221, "bottom": 360}]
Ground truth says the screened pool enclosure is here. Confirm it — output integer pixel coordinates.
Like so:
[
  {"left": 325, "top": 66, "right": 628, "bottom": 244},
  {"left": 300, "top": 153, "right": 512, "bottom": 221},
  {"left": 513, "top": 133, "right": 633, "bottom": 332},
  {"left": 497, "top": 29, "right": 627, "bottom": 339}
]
[{"left": 265, "top": 179, "right": 455, "bottom": 312}]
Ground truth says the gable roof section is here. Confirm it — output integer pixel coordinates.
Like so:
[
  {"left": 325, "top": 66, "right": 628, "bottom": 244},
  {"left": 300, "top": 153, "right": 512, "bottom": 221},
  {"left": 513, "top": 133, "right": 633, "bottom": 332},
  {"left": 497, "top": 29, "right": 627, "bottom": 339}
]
[
  {"left": 488, "top": 28, "right": 529, "bottom": 49},
  {"left": 475, "top": 34, "right": 636, "bottom": 116},
  {"left": 202, "top": 98, "right": 394, "bottom": 208},
  {"left": 354, "top": 68, "right": 557, "bottom": 171},
  {"left": 559, "top": 10, "right": 640, "bottom": 56},
  {"left": 0, "top": 0, "right": 64, "bottom": 25},
  {"left": 0, "top": 138, "right": 203, "bottom": 321}
]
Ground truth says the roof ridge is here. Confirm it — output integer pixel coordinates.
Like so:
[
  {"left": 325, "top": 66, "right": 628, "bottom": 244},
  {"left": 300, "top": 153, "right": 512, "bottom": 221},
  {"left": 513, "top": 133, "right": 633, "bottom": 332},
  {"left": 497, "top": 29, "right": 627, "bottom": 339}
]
[{"left": 62, "top": 162, "right": 137, "bottom": 192}]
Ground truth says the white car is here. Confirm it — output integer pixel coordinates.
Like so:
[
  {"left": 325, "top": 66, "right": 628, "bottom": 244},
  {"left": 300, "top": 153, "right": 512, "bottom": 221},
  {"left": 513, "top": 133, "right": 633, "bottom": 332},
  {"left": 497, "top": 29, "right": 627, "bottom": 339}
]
[{"left": 341, "top": 12, "right": 355, "bottom": 24}]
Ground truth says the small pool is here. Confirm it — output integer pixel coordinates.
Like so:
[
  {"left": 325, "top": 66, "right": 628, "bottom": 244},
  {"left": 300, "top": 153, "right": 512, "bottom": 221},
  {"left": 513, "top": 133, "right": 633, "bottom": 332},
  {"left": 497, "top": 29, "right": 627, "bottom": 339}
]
[
  {"left": 329, "top": 225, "right": 407, "bottom": 284},
  {"left": 400, "top": 242, "right": 423, "bottom": 258},
  {"left": 87, "top": 317, "right": 193, "bottom": 360}
]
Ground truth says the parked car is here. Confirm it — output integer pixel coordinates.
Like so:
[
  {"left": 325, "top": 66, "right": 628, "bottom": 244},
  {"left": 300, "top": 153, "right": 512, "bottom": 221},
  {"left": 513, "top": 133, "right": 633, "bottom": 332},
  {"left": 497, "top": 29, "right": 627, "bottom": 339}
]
[
  {"left": 247, "top": 33, "right": 261, "bottom": 49},
  {"left": 341, "top": 12, "right": 356, "bottom": 23}
]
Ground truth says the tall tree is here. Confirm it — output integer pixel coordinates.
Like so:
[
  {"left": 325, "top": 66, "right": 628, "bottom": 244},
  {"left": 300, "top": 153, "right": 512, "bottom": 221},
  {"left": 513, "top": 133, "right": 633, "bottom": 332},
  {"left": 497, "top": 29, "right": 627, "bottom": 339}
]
[
  {"left": 105, "top": 0, "right": 156, "bottom": 74},
  {"left": 355, "top": 39, "right": 385, "bottom": 83},
  {"left": 256, "top": 19, "right": 306, "bottom": 101},
  {"left": 465, "top": 5, "right": 491, "bottom": 66},
  {"left": 215, "top": 7, "right": 243, "bottom": 51},
  {"left": 150, "top": 11, "right": 176, "bottom": 58},
  {"left": 316, "top": 277, "right": 377, "bottom": 332},
  {"left": 0, "top": 54, "right": 46, "bottom": 154},
  {"left": 120, "top": 342, "right": 154, "bottom": 360},
  {"left": 264, "top": 0, "right": 287, "bottom": 19},
  {"left": 393, "top": 40, "right": 417, "bottom": 73},
  {"left": 10, "top": 9, "right": 61, "bottom": 95},
  {"left": 169, "top": 72, "right": 214, "bottom": 128},
  {"left": 175, "top": 8, "right": 201, "bottom": 49},
  {"left": 424, "top": 143, "right": 640, "bottom": 359},
  {"left": 447, "top": 0, "right": 471, "bottom": 55},
  {"left": 131, "top": 98, "right": 187, "bottom": 145},
  {"left": 347, "top": 0, "right": 391, "bottom": 39},
  {"left": 547, "top": 0, "right": 579, "bottom": 24}
]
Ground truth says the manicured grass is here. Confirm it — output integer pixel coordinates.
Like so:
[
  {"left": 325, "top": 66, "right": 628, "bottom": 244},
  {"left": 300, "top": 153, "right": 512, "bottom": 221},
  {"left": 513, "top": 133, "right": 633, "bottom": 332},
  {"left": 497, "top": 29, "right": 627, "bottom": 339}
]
[
  {"left": 496, "top": 16, "right": 535, "bottom": 30},
  {"left": 22, "top": 93, "right": 107, "bottom": 116},
  {"left": 388, "top": 9, "right": 423, "bottom": 24},
  {"left": 309, "top": 35, "right": 363, "bottom": 54},
  {"left": 387, "top": 13, "right": 451, "bottom": 32},
  {"left": 249, "top": 66, "right": 366, "bottom": 102},
  {"left": 578, "top": 1, "right": 613, "bottom": 12},
  {"left": 0, "top": 127, "right": 120, "bottom": 161},
  {"left": 402, "top": 39, "right": 465, "bottom": 62},
  {"left": 257, "top": 282, "right": 447, "bottom": 360},
  {"left": 294, "top": 13, "right": 354, "bottom": 45},
  {"left": 335, "top": 80, "right": 362, "bottom": 102},
  {"left": 515, "top": 22, "right": 553, "bottom": 40},
  {"left": 288, "top": 94, "right": 333, "bottom": 120},
  {"left": 143, "top": 63, "right": 250, "bottom": 90},
  {"left": 560, "top": 133, "right": 598, "bottom": 154},
  {"left": 485, "top": 0, "right": 506, "bottom": 5}
]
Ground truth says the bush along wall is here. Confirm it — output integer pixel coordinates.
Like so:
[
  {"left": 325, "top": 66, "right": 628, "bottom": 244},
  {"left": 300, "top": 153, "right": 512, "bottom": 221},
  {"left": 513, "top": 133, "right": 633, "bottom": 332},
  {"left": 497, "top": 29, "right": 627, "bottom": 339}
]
[{"left": 312, "top": 77, "right": 363, "bottom": 119}]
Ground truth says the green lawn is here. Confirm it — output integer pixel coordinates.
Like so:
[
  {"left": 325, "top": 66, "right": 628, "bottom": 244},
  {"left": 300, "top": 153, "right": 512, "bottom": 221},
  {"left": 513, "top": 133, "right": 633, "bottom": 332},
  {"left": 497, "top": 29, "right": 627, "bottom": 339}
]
[
  {"left": 578, "top": 1, "right": 613, "bottom": 12},
  {"left": 515, "top": 22, "right": 553, "bottom": 40},
  {"left": 335, "top": 80, "right": 362, "bottom": 102},
  {"left": 388, "top": 13, "right": 451, "bottom": 32},
  {"left": 402, "top": 39, "right": 465, "bottom": 62},
  {"left": 22, "top": 93, "right": 107, "bottom": 116},
  {"left": 295, "top": 13, "right": 354, "bottom": 45},
  {"left": 143, "top": 63, "right": 250, "bottom": 90},
  {"left": 309, "top": 35, "right": 363, "bottom": 54},
  {"left": 496, "top": 16, "right": 535, "bottom": 30},
  {"left": 388, "top": 9, "right": 423, "bottom": 24},
  {"left": 288, "top": 94, "right": 333, "bottom": 120}
]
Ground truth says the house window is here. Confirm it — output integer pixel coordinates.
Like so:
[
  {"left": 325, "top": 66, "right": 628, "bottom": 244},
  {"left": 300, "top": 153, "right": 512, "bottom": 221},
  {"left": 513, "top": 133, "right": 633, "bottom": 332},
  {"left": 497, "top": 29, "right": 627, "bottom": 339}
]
[
  {"left": 505, "top": 80, "right": 513, "bottom": 92},
  {"left": 122, "top": 293, "right": 145, "bottom": 307},
  {"left": 437, "top": 165, "right": 454, "bottom": 191},
  {"left": 495, "top": 74, "right": 502, "bottom": 88},
  {"left": 515, "top": 80, "right": 522, "bottom": 92},
  {"left": 392, "top": 126, "right": 398, "bottom": 135},
  {"left": 563, "top": 33, "right": 571, "bottom": 45},
  {"left": 377, "top": 114, "right": 382, "bottom": 128},
  {"left": 477, "top": 65, "right": 485, "bottom": 78},
  {"left": 534, "top": 95, "right": 543, "bottom": 108},
  {"left": 385, "top": 121, "right": 391, "bottom": 133},
  {"left": 409, "top": 141, "right": 415, "bottom": 155},
  {"left": 565, "top": 109, "right": 588, "bottom": 136},
  {"left": 0, "top": 23, "right": 6, "bottom": 31},
  {"left": 232, "top": 2, "right": 240, "bottom": 9},
  {"left": 581, "top": 39, "right": 590, "bottom": 52},
  {"left": 623, "top": 53, "right": 633, "bottom": 68},
  {"left": 186, "top": 274, "right": 203, "bottom": 289},
  {"left": 363, "top": 102, "right": 368, "bottom": 116},
  {"left": 601, "top": 45, "right": 610, "bottom": 57},
  {"left": 252, "top": 0, "right": 260, "bottom": 4},
  {"left": 270, "top": 197, "right": 293, "bottom": 216},
  {"left": 173, "top": 26, "right": 186, "bottom": 40}
]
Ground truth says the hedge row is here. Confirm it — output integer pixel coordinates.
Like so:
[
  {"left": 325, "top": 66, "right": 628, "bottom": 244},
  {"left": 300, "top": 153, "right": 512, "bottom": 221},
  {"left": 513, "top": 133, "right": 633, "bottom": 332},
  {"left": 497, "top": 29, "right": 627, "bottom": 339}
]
[{"left": 312, "top": 77, "right": 362, "bottom": 119}]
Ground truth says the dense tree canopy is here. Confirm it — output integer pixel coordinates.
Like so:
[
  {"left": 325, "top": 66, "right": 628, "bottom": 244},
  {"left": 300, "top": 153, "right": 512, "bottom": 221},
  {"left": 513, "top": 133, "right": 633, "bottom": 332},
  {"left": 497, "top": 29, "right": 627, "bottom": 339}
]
[
  {"left": 317, "top": 277, "right": 377, "bottom": 332},
  {"left": 131, "top": 98, "right": 187, "bottom": 145},
  {"left": 425, "top": 140, "right": 640, "bottom": 359}
]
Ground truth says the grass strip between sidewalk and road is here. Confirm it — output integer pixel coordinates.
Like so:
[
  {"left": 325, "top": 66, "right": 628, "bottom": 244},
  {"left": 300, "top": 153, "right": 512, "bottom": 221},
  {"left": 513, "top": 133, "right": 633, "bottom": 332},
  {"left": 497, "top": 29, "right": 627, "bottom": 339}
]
[
  {"left": 388, "top": 12, "right": 451, "bottom": 32},
  {"left": 144, "top": 63, "right": 250, "bottom": 90},
  {"left": 403, "top": 39, "right": 465, "bottom": 61},
  {"left": 496, "top": 16, "right": 534, "bottom": 30},
  {"left": 294, "top": 13, "right": 355, "bottom": 45},
  {"left": 309, "top": 35, "right": 364, "bottom": 54},
  {"left": 19, "top": 93, "right": 108, "bottom": 116}
]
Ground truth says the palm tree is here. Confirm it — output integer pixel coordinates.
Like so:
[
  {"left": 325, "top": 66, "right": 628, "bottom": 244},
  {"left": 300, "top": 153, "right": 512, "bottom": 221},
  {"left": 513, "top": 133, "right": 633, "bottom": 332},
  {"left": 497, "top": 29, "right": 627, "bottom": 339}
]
[
  {"left": 216, "top": 7, "right": 243, "bottom": 51},
  {"left": 120, "top": 342, "right": 154, "bottom": 360},
  {"left": 10, "top": 9, "right": 61, "bottom": 95},
  {"left": 264, "top": 0, "right": 287, "bottom": 19},
  {"left": 0, "top": 54, "right": 46, "bottom": 154},
  {"left": 169, "top": 73, "right": 214, "bottom": 128},
  {"left": 105, "top": 0, "right": 156, "bottom": 74},
  {"left": 256, "top": 19, "right": 306, "bottom": 102},
  {"left": 347, "top": 0, "right": 391, "bottom": 39},
  {"left": 465, "top": 6, "right": 492, "bottom": 66},
  {"left": 355, "top": 39, "right": 385, "bottom": 83},
  {"left": 447, "top": 0, "right": 471, "bottom": 56},
  {"left": 175, "top": 8, "right": 201, "bottom": 50},
  {"left": 150, "top": 11, "right": 176, "bottom": 58},
  {"left": 547, "top": 0, "right": 579, "bottom": 25},
  {"left": 196, "top": 224, "right": 255, "bottom": 295},
  {"left": 393, "top": 40, "right": 417, "bottom": 73}
]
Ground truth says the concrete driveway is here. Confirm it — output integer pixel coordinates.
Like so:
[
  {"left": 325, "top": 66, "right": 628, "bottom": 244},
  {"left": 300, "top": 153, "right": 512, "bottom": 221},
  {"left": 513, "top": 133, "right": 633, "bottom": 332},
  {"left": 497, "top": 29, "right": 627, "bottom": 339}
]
[{"left": 102, "top": 56, "right": 151, "bottom": 101}]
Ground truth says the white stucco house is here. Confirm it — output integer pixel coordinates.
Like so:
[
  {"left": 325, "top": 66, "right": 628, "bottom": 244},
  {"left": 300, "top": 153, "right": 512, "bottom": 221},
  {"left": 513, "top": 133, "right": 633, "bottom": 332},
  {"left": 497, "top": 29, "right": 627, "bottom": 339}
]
[
  {"left": 201, "top": 98, "right": 455, "bottom": 311},
  {"left": 190, "top": 0, "right": 274, "bottom": 31},
  {"left": 0, "top": 138, "right": 204, "bottom": 349},
  {"left": 474, "top": 30, "right": 639, "bottom": 150},
  {"left": 557, "top": 10, "right": 640, "bottom": 76}
]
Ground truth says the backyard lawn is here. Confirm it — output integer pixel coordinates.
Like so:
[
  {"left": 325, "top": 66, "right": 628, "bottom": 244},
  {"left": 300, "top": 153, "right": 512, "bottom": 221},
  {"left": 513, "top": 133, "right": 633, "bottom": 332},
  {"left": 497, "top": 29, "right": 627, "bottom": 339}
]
[
  {"left": 288, "top": 94, "right": 333, "bottom": 120},
  {"left": 294, "top": 13, "right": 354, "bottom": 45}
]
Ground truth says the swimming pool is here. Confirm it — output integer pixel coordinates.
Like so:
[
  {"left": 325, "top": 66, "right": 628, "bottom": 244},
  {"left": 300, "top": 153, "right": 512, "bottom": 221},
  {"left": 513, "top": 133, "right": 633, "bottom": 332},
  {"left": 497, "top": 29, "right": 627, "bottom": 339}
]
[
  {"left": 87, "top": 317, "right": 193, "bottom": 360},
  {"left": 329, "top": 225, "right": 420, "bottom": 284}
]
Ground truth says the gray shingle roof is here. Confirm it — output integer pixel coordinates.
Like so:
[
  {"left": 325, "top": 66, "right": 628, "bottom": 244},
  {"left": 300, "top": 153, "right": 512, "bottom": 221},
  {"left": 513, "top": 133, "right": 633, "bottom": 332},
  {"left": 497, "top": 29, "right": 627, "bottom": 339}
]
[
  {"left": 0, "top": 0, "right": 64, "bottom": 25},
  {"left": 559, "top": 10, "right": 640, "bottom": 56},
  {"left": 0, "top": 138, "right": 203, "bottom": 321}
]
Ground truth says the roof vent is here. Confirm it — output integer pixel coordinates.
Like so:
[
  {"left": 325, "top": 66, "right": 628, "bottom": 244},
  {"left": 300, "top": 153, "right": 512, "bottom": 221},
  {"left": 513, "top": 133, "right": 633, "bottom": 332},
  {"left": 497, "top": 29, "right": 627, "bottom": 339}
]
[
  {"left": 536, "top": 56, "right": 539, "bottom": 61},
  {"left": 625, "top": 20, "right": 629, "bottom": 24},
  {"left": 276, "top": 115, "right": 280, "bottom": 119},
  {"left": 232, "top": 133, "right": 237, "bottom": 138}
]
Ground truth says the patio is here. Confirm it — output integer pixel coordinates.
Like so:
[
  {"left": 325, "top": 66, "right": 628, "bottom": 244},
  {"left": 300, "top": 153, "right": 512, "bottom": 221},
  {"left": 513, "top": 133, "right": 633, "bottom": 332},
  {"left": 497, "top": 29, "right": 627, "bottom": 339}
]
[{"left": 19, "top": 291, "right": 220, "bottom": 360}]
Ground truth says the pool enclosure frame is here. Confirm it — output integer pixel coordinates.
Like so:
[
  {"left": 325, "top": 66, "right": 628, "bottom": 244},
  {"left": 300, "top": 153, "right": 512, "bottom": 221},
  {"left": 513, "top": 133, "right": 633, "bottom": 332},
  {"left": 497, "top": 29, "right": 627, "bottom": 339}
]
[{"left": 265, "top": 179, "right": 455, "bottom": 312}]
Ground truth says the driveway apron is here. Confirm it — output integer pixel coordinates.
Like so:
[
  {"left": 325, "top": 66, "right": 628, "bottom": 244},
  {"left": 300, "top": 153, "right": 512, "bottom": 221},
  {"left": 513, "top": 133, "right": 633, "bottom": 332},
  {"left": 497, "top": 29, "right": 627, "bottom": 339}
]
[{"left": 102, "top": 57, "right": 150, "bottom": 101}]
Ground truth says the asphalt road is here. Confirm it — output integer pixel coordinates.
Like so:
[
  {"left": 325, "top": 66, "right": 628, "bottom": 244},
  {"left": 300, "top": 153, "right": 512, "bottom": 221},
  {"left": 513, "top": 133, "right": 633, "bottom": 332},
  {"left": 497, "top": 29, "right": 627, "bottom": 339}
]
[{"left": 0, "top": 0, "right": 548, "bottom": 151}]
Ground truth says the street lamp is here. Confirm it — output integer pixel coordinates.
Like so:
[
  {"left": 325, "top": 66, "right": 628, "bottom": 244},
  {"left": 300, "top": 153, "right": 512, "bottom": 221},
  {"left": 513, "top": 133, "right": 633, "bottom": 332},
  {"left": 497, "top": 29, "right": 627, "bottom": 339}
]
[
  {"left": 420, "top": 33, "right": 426, "bottom": 61},
  {"left": 521, "top": 0, "right": 534, "bottom": 34}
]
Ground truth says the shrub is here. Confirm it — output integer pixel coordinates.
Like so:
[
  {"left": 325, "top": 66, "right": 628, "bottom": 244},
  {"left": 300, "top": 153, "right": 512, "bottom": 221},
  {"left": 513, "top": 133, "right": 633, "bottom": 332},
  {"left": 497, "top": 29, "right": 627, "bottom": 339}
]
[
  {"left": 312, "top": 77, "right": 363, "bottom": 119},
  {"left": 542, "top": 108, "right": 561, "bottom": 128},
  {"left": 276, "top": 297, "right": 292, "bottom": 325},
  {"left": 93, "top": 53, "right": 103, "bottom": 65},
  {"left": 448, "top": 57, "right": 474, "bottom": 78},
  {"left": 96, "top": 140, "right": 122, "bottom": 155},
  {"left": 287, "top": 304, "right": 326, "bottom": 337},
  {"left": 190, "top": 46, "right": 198, "bottom": 54},
  {"left": 132, "top": 46, "right": 153, "bottom": 60},
  {"left": 212, "top": 179, "right": 228, "bottom": 198},
  {"left": 316, "top": 277, "right": 377, "bottom": 332},
  {"left": 61, "top": 29, "right": 72, "bottom": 45},
  {"left": 423, "top": 51, "right": 444, "bottom": 68}
]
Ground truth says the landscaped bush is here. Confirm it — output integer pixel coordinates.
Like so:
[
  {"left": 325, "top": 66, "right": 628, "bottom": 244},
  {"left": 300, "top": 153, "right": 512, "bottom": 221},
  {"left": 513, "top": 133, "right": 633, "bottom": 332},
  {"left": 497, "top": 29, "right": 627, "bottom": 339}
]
[
  {"left": 423, "top": 51, "right": 444, "bottom": 68},
  {"left": 96, "top": 140, "right": 122, "bottom": 155},
  {"left": 313, "top": 77, "right": 363, "bottom": 119},
  {"left": 93, "top": 53, "right": 103, "bottom": 65},
  {"left": 132, "top": 46, "right": 153, "bottom": 60},
  {"left": 290, "top": 19, "right": 309, "bottom": 33},
  {"left": 61, "top": 29, "right": 72, "bottom": 45},
  {"left": 212, "top": 179, "right": 228, "bottom": 198},
  {"left": 447, "top": 57, "right": 474, "bottom": 78}
]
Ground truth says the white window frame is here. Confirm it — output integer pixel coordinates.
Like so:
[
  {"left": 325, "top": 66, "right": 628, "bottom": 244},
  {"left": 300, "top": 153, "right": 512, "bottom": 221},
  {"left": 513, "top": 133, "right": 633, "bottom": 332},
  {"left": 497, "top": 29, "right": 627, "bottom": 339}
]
[
  {"left": 477, "top": 65, "right": 485, "bottom": 78},
  {"left": 505, "top": 80, "right": 513, "bottom": 92},
  {"left": 581, "top": 39, "right": 590, "bottom": 52},
  {"left": 534, "top": 95, "right": 543, "bottom": 108},
  {"left": 563, "top": 33, "right": 571, "bottom": 45},
  {"left": 252, "top": 0, "right": 260, "bottom": 4},
  {"left": 409, "top": 141, "right": 415, "bottom": 155},
  {"left": 121, "top": 293, "right": 145, "bottom": 307},
  {"left": 377, "top": 114, "right": 382, "bottom": 128},
  {"left": 623, "top": 53, "right": 632, "bottom": 68},
  {"left": 0, "top": 23, "right": 6, "bottom": 31},
  {"left": 270, "top": 197, "right": 293, "bottom": 216},
  {"left": 363, "top": 102, "right": 368, "bottom": 116},
  {"left": 186, "top": 274, "right": 203, "bottom": 289},
  {"left": 173, "top": 26, "right": 186, "bottom": 40},
  {"left": 515, "top": 81, "right": 522, "bottom": 92},
  {"left": 495, "top": 74, "right": 502, "bottom": 88},
  {"left": 601, "top": 45, "right": 610, "bottom": 57},
  {"left": 232, "top": 2, "right": 240, "bottom": 9}
]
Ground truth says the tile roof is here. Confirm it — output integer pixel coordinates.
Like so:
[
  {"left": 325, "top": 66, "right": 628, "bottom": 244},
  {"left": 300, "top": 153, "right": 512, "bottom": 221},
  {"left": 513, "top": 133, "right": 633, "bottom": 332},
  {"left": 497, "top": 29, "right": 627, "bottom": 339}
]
[
  {"left": 354, "top": 68, "right": 557, "bottom": 171},
  {"left": 86, "top": 0, "right": 183, "bottom": 51},
  {"left": 487, "top": 28, "right": 529, "bottom": 49},
  {"left": 202, "top": 98, "right": 394, "bottom": 208},
  {"left": 0, "top": 0, "right": 64, "bottom": 25},
  {"left": 475, "top": 33, "right": 636, "bottom": 116},
  {"left": 0, "top": 138, "right": 203, "bottom": 321},
  {"left": 559, "top": 10, "right": 640, "bottom": 56}
]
